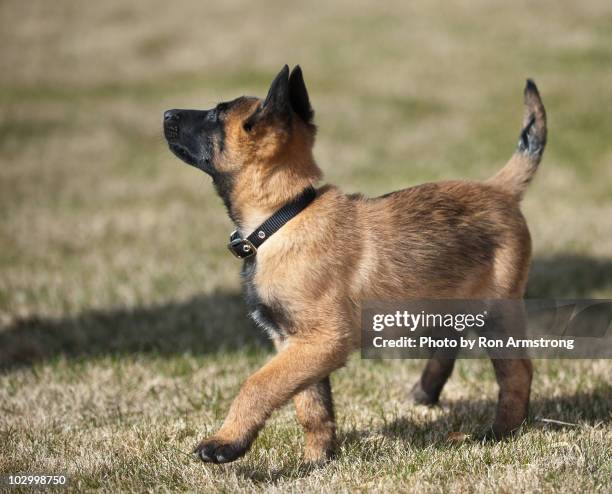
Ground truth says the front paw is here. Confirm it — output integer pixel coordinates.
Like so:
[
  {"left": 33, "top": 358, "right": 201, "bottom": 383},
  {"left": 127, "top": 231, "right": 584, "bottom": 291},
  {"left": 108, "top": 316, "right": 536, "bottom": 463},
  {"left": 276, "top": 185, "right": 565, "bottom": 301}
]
[{"left": 193, "top": 437, "right": 249, "bottom": 464}]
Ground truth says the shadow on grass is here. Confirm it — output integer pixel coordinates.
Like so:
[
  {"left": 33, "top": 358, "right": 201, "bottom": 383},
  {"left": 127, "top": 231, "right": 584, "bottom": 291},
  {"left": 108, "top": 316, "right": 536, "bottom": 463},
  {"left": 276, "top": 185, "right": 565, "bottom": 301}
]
[
  {"left": 1, "top": 254, "right": 611, "bottom": 371},
  {"left": 528, "top": 254, "right": 612, "bottom": 298},
  {"left": 373, "top": 386, "right": 611, "bottom": 449},
  {"left": 0, "top": 291, "right": 270, "bottom": 371}
]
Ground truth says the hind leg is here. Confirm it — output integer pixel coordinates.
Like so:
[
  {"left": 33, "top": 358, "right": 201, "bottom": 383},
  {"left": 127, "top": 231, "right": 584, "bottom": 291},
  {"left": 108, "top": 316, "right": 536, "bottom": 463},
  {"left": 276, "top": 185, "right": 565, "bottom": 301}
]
[
  {"left": 480, "top": 233, "right": 533, "bottom": 437},
  {"left": 409, "top": 336, "right": 459, "bottom": 406},
  {"left": 489, "top": 358, "right": 532, "bottom": 437},
  {"left": 408, "top": 355, "right": 457, "bottom": 405},
  {"left": 486, "top": 300, "right": 533, "bottom": 437}
]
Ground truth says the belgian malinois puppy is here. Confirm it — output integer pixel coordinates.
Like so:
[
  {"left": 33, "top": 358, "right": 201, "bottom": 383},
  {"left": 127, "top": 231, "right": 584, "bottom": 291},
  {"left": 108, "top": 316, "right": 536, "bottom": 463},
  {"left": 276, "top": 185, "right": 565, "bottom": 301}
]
[{"left": 163, "top": 65, "right": 546, "bottom": 464}]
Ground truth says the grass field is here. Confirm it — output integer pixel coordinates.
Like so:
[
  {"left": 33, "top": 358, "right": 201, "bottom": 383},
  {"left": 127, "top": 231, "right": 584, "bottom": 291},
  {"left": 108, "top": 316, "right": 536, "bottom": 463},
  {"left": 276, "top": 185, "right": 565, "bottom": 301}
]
[{"left": 1, "top": 0, "right": 611, "bottom": 492}]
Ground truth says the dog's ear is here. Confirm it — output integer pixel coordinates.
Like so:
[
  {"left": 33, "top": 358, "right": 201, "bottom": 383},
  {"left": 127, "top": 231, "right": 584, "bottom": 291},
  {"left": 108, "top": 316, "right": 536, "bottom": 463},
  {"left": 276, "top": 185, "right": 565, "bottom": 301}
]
[
  {"left": 288, "top": 65, "right": 314, "bottom": 124},
  {"left": 245, "top": 65, "right": 314, "bottom": 131},
  {"left": 262, "top": 65, "right": 291, "bottom": 119}
]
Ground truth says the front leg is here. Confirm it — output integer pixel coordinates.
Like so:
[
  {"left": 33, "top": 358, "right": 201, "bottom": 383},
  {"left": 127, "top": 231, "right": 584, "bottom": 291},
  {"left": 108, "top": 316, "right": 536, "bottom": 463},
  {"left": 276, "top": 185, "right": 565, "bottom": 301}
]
[
  {"left": 194, "top": 339, "right": 346, "bottom": 463},
  {"left": 294, "top": 377, "right": 336, "bottom": 463}
]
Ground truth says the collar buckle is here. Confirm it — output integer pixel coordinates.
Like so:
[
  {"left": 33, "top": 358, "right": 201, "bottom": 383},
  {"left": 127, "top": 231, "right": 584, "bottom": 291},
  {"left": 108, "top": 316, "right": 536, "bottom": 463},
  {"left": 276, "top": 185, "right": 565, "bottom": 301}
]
[{"left": 227, "top": 233, "right": 257, "bottom": 259}]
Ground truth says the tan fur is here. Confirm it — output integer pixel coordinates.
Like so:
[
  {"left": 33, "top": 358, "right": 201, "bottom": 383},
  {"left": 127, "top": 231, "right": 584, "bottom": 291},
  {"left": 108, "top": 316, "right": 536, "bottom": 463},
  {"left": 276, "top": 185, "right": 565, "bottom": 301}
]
[
  {"left": 213, "top": 97, "right": 322, "bottom": 231},
  {"left": 191, "top": 76, "right": 547, "bottom": 463}
]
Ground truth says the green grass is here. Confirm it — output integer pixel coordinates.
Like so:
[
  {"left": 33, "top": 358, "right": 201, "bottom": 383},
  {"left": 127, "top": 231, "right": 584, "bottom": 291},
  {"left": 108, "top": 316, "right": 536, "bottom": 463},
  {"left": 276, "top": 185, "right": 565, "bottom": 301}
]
[{"left": 1, "top": 0, "right": 611, "bottom": 492}]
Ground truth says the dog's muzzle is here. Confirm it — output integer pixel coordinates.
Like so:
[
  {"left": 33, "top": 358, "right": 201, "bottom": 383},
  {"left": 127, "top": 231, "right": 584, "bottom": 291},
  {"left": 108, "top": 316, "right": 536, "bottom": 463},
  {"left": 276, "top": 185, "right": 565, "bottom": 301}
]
[{"left": 163, "top": 110, "right": 179, "bottom": 142}]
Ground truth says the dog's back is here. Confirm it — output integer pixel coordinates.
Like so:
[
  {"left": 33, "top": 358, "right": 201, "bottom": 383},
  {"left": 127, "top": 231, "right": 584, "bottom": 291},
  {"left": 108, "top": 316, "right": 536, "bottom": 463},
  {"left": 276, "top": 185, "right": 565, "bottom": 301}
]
[{"left": 352, "top": 179, "right": 531, "bottom": 301}]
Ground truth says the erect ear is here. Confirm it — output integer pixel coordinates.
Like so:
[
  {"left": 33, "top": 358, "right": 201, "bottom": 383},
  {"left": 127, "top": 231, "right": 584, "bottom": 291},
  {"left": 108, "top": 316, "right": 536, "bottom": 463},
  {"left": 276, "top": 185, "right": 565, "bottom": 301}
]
[
  {"left": 262, "top": 65, "right": 291, "bottom": 118},
  {"left": 288, "top": 65, "right": 314, "bottom": 124}
]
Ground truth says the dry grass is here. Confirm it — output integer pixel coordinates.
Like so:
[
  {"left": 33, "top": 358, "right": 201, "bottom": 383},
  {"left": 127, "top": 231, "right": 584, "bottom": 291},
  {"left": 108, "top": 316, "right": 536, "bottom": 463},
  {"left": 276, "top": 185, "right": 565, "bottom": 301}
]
[{"left": 1, "top": 0, "right": 611, "bottom": 492}]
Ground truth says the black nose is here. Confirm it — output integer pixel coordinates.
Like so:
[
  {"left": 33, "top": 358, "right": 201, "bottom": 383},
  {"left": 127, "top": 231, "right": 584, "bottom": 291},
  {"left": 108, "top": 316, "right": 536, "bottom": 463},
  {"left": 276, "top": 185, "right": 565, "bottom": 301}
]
[{"left": 164, "top": 110, "right": 179, "bottom": 122}]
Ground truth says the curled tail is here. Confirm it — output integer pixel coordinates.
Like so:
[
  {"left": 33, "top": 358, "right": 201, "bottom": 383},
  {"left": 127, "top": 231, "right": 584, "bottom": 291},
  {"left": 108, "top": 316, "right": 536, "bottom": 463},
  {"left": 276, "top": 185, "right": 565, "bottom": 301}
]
[{"left": 487, "top": 79, "right": 547, "bottom": 200}]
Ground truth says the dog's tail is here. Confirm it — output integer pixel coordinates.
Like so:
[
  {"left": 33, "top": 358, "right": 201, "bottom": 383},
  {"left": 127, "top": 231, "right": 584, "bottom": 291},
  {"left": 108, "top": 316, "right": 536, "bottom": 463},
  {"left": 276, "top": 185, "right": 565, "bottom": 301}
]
[{"left": 487, "top": 79, "right": 547, "bottom": 200}]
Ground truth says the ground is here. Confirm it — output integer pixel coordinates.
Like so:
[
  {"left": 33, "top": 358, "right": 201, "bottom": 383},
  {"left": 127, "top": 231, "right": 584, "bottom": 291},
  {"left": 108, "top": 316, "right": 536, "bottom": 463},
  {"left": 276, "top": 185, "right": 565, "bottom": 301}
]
[{"left": 0, "top": 0, "right": 611, "bottom": 492}]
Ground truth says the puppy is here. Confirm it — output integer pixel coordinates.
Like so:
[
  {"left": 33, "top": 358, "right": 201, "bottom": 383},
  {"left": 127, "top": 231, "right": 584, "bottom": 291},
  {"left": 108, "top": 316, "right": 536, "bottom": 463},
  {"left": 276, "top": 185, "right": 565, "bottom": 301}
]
[{"left": 163, "top": 65, "right": 546, "bottom": 464}]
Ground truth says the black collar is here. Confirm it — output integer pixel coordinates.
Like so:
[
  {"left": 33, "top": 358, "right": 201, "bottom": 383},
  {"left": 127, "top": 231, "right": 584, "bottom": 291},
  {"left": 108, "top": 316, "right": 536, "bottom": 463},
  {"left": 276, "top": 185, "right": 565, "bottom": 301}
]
[{"left": 227, "top": 187, "right": 317, "bottom": 259}]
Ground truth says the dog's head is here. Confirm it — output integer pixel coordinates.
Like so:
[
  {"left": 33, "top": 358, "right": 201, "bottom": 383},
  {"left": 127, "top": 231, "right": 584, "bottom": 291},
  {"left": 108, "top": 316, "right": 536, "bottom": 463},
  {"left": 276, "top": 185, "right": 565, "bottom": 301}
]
[{"left": 163, "top": 65, "right": 320, "bottom": 223}]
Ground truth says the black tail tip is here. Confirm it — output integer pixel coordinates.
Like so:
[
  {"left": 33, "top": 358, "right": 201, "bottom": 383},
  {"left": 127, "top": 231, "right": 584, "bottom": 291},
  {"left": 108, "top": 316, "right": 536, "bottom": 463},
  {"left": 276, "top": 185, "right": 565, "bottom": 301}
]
[{"left": 525, "top": 78, "right": 539, "bottom": 96}]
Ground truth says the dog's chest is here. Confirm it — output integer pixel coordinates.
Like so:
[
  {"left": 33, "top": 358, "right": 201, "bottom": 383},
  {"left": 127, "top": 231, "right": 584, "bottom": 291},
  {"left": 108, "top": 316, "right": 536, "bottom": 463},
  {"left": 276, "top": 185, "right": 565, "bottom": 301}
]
[{"left": 242, "top": 260, "right": 290, "bottom": 339}]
